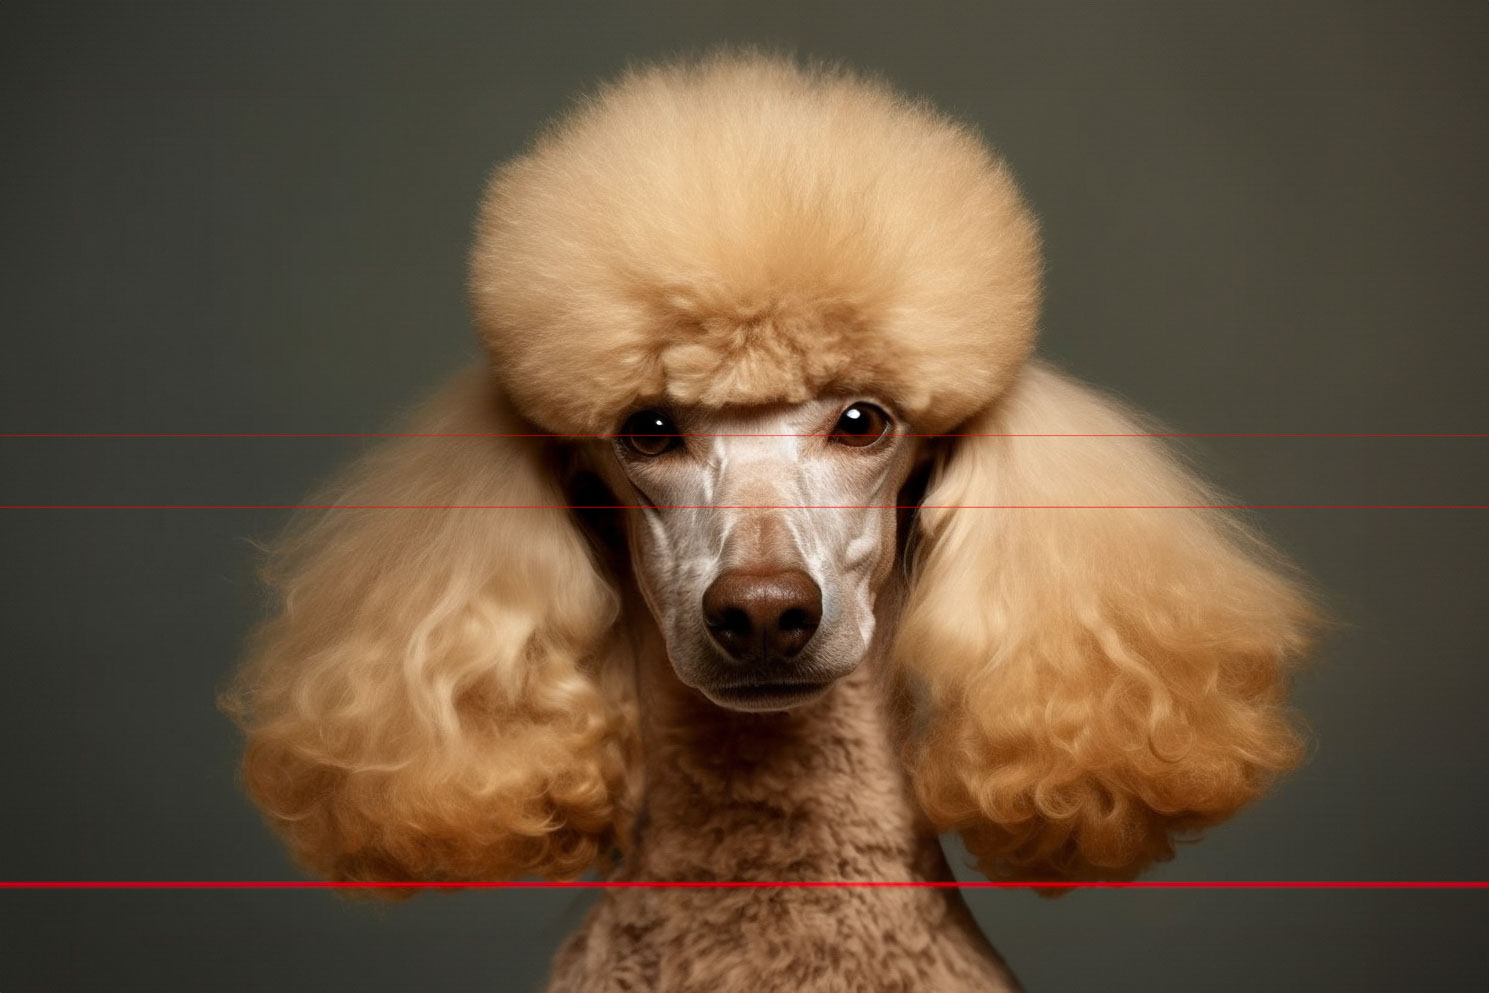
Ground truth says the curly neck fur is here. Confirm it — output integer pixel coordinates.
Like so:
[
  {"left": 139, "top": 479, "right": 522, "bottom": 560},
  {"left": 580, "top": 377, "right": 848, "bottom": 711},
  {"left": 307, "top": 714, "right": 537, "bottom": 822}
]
[
  {"left": 544, "top": 580, "right": 1021, "bottom": 992},
  {"left": 626, "top": 590, "right": 939, "bottom": 883}
]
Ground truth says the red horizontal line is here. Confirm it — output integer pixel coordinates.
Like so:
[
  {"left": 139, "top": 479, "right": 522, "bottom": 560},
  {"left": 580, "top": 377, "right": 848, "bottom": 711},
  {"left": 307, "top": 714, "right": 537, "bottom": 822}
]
[
  {"left": 1, "top": 505, "right": 1485, "bottom": 511},
  {"left": 1, "top": 432, "right": 1485, "bottom": 439},
  {"left": 0, "top": 881, "right": 1483, "bottom": 890}
]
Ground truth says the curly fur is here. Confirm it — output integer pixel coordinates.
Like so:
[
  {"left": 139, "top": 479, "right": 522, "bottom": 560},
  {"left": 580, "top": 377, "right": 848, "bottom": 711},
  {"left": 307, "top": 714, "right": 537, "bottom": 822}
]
[
  {"left": 223, "top": 373, "right": 640, "bottom": 883},
  {"left": 469, "top": 53, "right": 1041, "bottom": 436},
  {"left": 902, "top": 364, "right": 1311, "bottom": 880},
  {"left": 225, "top": 50, "right": 1315, "bottom": 989}
]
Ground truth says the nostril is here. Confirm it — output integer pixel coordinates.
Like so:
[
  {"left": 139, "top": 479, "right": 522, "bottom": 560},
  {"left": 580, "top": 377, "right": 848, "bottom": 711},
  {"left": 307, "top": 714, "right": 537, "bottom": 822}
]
[
  {"left": 778, "top": 607, "right": 817, "bottom": 634},
  {"left": 770, "top": 599, "right": 820, "bottom": 658},
  {"left": 711, "top": 606, "right": 753, "bottom": 640}
]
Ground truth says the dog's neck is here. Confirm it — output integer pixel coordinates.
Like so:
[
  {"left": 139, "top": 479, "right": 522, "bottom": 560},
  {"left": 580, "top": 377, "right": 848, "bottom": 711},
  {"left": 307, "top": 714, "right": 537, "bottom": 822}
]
[{"left": 616, "top": 581, "right": 952, "bottom": 883}]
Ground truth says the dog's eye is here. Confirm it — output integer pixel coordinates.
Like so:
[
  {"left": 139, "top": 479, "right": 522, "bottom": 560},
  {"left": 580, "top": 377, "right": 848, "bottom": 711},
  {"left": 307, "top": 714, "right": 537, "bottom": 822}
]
[
  {"left": 829, "top": 403, "right": 890, "bottom": 448},
  {"left": 619, "top": 409, "right": 681, "bottom": 457}
]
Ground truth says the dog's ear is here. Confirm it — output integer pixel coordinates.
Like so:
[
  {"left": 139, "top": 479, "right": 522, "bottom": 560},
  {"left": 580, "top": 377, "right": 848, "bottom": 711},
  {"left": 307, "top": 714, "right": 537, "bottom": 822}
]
[
  {"left": 897, "top": 362, "right": 1315, "bottom": 881},
  {"left": 222, "top": 367, "right": 636, "bottom": 887}
]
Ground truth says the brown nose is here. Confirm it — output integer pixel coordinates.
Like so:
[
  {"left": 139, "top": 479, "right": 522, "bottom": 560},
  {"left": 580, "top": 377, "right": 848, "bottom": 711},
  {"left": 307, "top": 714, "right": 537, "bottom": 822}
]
[{"left": 702, "top": 569, "right": 822, "bottom": 663}]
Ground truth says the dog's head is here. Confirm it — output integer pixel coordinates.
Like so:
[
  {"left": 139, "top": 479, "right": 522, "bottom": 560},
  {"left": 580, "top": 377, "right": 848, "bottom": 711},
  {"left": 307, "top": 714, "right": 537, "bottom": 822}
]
[
  {"left": 226, "top": 53, "right": 1314, "bottom": 888},
  {"left": 469, "top": 53, "right": 1037, "bottom": 711}
]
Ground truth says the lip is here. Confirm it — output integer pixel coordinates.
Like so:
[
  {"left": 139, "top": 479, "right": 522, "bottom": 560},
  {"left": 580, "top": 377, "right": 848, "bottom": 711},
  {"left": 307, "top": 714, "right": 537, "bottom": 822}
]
[{"left": 702, "top": 680, "right": 833, "bottom": 712}]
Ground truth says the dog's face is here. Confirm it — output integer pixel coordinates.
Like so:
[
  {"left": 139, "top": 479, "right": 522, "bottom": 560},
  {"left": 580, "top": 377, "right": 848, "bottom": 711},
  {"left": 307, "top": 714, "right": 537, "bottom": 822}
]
[{"left": 593, "top": 396, "right": 924, "bottom": 712}]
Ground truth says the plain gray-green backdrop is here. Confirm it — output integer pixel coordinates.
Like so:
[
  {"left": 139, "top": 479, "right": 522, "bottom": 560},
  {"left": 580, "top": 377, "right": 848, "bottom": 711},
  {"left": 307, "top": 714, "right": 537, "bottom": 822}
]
[{"left": 2, "top": 2, "right": 1485, "bottom": 991}]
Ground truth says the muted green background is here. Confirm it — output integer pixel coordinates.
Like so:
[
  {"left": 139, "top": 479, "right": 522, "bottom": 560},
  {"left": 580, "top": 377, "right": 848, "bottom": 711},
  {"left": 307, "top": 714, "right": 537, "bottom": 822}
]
[{"left": 2, "top": 2, "right": 1485, "bottom": 990}]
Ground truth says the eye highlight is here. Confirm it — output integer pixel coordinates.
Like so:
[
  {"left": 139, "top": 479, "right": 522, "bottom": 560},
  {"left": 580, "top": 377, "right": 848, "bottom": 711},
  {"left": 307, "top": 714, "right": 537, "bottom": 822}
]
[
  {"left": 619, "top": 409, "right": 681, "bottom": 457},
  {"left": 829, "top": 402, "right": 890, "bottom": 448}
]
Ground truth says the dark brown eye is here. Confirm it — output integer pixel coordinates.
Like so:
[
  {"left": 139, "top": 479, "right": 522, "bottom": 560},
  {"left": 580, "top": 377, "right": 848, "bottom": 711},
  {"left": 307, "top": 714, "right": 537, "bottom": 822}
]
[
  {"left": 620, "top": 409, "right": 681, "bottom": 457},
  {"left": 829, "top": 402, "right": 890, "bottom": 448}
]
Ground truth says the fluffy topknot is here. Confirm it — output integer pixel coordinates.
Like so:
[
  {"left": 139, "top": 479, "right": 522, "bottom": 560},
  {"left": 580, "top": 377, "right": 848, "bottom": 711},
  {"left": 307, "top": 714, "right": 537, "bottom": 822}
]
[{"left": 469, "top": 52, "right": 1042, "bottom": 435}]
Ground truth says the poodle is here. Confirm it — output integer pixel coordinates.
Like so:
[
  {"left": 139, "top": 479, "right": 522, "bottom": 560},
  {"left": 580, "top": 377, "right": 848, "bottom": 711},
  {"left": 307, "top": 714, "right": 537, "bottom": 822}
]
[{"left": 224, "top": 53, "right": 1316, "bottom": 993}]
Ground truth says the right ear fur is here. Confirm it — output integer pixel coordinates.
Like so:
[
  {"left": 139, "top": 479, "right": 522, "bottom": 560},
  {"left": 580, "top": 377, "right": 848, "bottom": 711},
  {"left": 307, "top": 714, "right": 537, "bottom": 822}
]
[
  {"left": 222, "top": 367, "right": 637, "bottom": 885},
  {"left": 898, "top": 362, "right": 1316, "bottom": 881}
]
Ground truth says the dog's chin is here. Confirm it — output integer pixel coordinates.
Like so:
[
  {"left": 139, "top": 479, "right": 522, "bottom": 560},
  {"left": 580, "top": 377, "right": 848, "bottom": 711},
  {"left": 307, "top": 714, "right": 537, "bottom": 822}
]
[
  {"left": 669, "top": 637, "right": 867, "bottom": 713},
  {"left": 699, "top": 680, "right": 835, "bottom": 713}
]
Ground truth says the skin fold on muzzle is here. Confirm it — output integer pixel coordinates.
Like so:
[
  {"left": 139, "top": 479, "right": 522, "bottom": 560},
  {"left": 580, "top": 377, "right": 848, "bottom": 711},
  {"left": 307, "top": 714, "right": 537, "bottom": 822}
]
[{"left": 586, "top": 395, "right": 925, "bottom": 712}]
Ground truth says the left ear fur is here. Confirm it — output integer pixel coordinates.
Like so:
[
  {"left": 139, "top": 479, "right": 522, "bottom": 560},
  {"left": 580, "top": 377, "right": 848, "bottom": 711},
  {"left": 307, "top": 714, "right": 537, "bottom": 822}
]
[
  {"left": 898, "top": 362, "right": 1315, "bottom": 881},
  {"left": 222, "top": 367, "right": 637, "bottom": 886}
]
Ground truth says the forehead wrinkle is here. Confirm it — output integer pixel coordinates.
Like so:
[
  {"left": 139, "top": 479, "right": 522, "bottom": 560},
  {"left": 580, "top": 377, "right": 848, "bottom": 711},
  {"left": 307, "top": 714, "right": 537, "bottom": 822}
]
[
  {"left": 700, "top": 410, "right": 801, "bottom": 570},
  {"left": 670, "top": 398, "right": 896, "bottom": 560},
  {"left": 698, "top": 440, "right": 723, "bottom": 507}
]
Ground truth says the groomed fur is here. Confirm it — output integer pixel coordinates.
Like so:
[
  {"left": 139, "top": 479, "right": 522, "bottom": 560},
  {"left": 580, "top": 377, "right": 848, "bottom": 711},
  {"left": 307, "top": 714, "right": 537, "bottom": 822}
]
[
  {"left": 469, "top": 52, "right": 1041, "bottom": 437},
  {"left": 228, "top": 52, "right": 1314, "bottom": 893},
  {"left": 900, "top": 364, "right": 1312, "bottom": 880},
  {"left": 222, "top": 371, "right": 637, "bottom": 883}
]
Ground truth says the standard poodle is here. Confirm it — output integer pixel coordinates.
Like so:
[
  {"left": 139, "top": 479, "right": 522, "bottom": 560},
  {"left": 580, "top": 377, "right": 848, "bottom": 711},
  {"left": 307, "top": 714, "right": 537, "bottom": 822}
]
[{"left": 225, "top": 53, "right": 1316, "bottom": 993}]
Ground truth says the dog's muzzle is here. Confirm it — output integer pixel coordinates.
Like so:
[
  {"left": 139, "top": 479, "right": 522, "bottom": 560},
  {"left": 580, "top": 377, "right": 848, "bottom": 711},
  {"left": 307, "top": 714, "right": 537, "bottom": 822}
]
[{"left": 695, "top": 568, "right": 836, "bottom": 710}]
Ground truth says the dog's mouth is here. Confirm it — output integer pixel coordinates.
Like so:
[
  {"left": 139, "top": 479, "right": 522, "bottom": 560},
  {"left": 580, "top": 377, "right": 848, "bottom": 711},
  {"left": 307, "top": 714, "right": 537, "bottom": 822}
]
[{"left": 701, "top": 680, "right": 834, "bottom": 712}]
